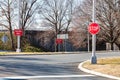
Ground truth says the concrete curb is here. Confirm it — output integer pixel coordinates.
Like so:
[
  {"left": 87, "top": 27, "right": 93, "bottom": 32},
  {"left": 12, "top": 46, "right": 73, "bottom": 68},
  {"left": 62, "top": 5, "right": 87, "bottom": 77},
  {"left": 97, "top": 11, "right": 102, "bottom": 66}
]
[
  {"left": 78, "top": 61, "right": 120, "bottom": 80},
  {"left": 0, "top": 52, "right": 82, "bottom": 56}
]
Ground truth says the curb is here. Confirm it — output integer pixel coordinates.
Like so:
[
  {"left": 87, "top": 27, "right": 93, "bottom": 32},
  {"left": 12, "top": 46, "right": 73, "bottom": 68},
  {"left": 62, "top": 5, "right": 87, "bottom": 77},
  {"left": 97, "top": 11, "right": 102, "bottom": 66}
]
[
  {"left": 78, "top": 61, "right": 120, "bottom": 80},
  {"left": 0, "top": 52, "right": 82, "bottom": 56}
]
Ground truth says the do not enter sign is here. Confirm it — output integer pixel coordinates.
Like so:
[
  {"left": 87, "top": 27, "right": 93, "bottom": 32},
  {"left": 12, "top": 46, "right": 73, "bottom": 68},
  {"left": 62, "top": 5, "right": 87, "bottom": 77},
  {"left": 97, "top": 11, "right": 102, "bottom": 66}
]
[{"left": 88, "top": 23, "right": 100, "bottom": 35}]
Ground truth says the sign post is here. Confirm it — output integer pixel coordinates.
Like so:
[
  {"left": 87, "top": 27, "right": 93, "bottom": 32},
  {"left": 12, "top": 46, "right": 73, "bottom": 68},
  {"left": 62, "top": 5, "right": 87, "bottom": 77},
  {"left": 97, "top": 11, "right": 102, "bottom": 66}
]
[
  {"left": 88, "top": 0, "right": 100, "bottom": 64},
  {"left": 15, "top": 0, "right": 21, "bottom": 52},
  {"left": 14, "top": 29, "right": 23, "bottom": 52},
  {"left": 57, "top": 34, "right": 68, "bottom": 52},
  {"left": 88, "top": 22, "right": 100, "bottom": 64},
  {"left": 56, "top": 39, "right": 63, "bottom": 52}
]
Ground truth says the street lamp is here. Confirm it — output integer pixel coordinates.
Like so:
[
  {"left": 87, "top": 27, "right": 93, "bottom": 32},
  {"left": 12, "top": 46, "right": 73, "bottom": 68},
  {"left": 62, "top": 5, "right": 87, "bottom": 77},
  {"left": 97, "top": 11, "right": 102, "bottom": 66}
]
[
  {"left": 16, "top": 0, "right": 21, "bottom": 52},
  {"left": 91, "top": 0, "right": 97, "bottom": 64}
]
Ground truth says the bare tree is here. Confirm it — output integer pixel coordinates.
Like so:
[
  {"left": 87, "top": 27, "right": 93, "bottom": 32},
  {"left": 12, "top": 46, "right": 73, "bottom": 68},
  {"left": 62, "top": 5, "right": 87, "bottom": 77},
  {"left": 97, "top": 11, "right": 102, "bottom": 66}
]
[
  {"left": 0, "top": 0, "right": 43, "bottom": 50},
  {"left": 0, "top": 0, "right": 16, "bottom": 50},
  {"left": 73, "top": 0, "right": 120, "bottom": 50},
  {"left": 69, "top": 0, "right": 92, "bottom": 49},
  {"left": 39, "top": 0, "right": 75, "bottom": 51},
  {"left": 69, "top": 26, "right": 87, "bottom": 48},
  {"left": 17, "top": 0, "right": 44, "bottom": 49},
  {"left": 20, "top": 0, "right": 43, "bottom": 34},
  {"left": 96, "top": 0, "right": 120, "bottom": 50}
]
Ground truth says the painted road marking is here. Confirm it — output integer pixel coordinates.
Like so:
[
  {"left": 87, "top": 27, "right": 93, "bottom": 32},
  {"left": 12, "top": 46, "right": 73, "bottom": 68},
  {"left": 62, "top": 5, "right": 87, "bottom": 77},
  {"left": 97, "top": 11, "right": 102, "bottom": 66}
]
[{"left": 3, "top": 75, "right": 95, "bottom": 79}]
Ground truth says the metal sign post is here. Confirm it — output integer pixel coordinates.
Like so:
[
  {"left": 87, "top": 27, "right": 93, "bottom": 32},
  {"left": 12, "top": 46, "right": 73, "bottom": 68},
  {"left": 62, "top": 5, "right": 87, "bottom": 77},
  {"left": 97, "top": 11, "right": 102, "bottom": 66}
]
[
  {"left": 91, "top": 0, "right": 97, "bottom": 64},
  {"left": 88, "top": 23, "right": 100, "bottom": 64},
  {"left": 14, "top": 29, "right": 23, "bottom": 52},
  {"left": 16, "top": 0, "right": 21, "bottom": 52},
  {"left": 56, "top": 39, "right": 63, "bottom": 52},
  {"left": 57, "top": 34, "right": 68, "bottom": 52}
]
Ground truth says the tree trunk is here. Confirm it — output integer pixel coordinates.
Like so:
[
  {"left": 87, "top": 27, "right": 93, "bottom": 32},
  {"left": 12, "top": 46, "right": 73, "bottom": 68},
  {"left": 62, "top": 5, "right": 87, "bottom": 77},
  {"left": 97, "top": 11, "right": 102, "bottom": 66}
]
[
  {"left": 111, "top": 42, "right": 114, "bottom": 50},
  {"left": 114, "top": 42, "right": 120, "bottom": 50},
  {"left": 9, "top": 29, "right": 15, "bottom": 50}
]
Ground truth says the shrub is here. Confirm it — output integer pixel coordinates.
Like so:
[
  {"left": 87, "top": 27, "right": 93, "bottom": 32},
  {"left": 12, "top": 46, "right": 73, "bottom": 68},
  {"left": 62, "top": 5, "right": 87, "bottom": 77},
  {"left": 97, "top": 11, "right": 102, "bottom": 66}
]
[{"left": 23, "top": 44, "right": 43, "bottom": 52}]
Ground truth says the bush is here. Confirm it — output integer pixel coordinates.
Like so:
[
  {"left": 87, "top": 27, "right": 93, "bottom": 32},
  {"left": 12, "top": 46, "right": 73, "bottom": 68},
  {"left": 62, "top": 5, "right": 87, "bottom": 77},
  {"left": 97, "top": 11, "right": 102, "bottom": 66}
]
[
  {"left": 23, "top": 44, "right": 43, "bottom": 52},
  {"left": 0, "top": 33, "right": 44, "bottom": 52},
  {"left": 0, "top": 33, "right": 12, "bottom": 50}
]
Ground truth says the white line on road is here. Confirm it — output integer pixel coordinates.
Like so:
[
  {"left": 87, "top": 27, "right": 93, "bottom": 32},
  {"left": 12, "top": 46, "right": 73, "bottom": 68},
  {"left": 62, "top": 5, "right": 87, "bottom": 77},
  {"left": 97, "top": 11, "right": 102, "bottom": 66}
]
[{"left": 4, "top": 75, "right": 95, "bottom": 79}]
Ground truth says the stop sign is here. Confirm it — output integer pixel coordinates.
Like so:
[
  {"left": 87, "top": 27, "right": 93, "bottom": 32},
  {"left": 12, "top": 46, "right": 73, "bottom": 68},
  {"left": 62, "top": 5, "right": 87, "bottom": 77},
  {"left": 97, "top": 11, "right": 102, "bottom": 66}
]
[{"left": 88, "top": 22, "right": 100, "bottom": 35}]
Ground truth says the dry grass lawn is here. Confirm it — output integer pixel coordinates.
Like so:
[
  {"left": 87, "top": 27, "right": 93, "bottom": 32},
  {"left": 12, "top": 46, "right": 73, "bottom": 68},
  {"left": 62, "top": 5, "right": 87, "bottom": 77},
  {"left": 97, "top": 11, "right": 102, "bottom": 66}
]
[
  {"left": 83, "top": 57, "right": 120, "bottom": 77},
  {"left": 0, "top": 52, "right": 56, "bottom": 55}
]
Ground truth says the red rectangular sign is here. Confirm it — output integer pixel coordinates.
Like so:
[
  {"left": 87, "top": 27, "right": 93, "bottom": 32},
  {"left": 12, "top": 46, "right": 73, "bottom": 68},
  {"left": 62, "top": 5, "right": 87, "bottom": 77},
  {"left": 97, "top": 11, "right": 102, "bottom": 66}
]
[
  {"left": 56, "top": 39, "right": 63, "bottom": 44},
  {"left": 14, "top": 29, "right": 23, "bottom": 36}
]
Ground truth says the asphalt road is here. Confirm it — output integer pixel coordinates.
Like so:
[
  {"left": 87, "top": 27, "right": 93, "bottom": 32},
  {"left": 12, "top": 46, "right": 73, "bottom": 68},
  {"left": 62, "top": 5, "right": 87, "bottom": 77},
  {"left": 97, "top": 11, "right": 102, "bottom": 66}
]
[{"left": 0, "top": 51, "right": 119, "bottom": 80}]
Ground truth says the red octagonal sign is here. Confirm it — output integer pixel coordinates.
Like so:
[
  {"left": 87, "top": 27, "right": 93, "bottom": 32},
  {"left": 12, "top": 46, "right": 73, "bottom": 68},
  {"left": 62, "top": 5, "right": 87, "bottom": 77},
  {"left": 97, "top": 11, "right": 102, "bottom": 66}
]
[{"left": 88, "top": 22, "right": 100, "bottom": 35}]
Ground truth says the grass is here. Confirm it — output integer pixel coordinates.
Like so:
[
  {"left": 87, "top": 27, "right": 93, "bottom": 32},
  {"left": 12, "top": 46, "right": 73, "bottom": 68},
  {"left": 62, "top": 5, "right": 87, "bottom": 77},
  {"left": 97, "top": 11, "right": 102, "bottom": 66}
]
[
  {"left": 0, "top": 52, "right": 68, "bottom": 55},
  {"left": 0, "top": 52, "right": 51, "bottom": 55},
  {"left": 83, "top": 57, "right": 120, "bottom": 77}
]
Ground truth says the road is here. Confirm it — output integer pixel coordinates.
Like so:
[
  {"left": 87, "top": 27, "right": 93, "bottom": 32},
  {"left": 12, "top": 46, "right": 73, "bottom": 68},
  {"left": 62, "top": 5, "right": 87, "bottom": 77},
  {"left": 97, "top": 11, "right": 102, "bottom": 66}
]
[{"left": 0, "top": 51, "right": 119, "bottom": 80}]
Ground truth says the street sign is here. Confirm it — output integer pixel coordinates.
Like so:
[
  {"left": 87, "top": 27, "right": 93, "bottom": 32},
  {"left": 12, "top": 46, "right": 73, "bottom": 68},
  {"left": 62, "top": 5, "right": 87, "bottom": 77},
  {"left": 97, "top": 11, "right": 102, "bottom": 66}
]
[
  {"left": 14, "top": 29, "right": 23, "bottom": 36},
  {"left": 88, "top": 23, "right": 100, "bottom": 35},
  {"left": 57, "top": 34, "right": 68, "bottom": 39},
  {"left": 56, "top": 39, "right": 63, "bottom": 44}
]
